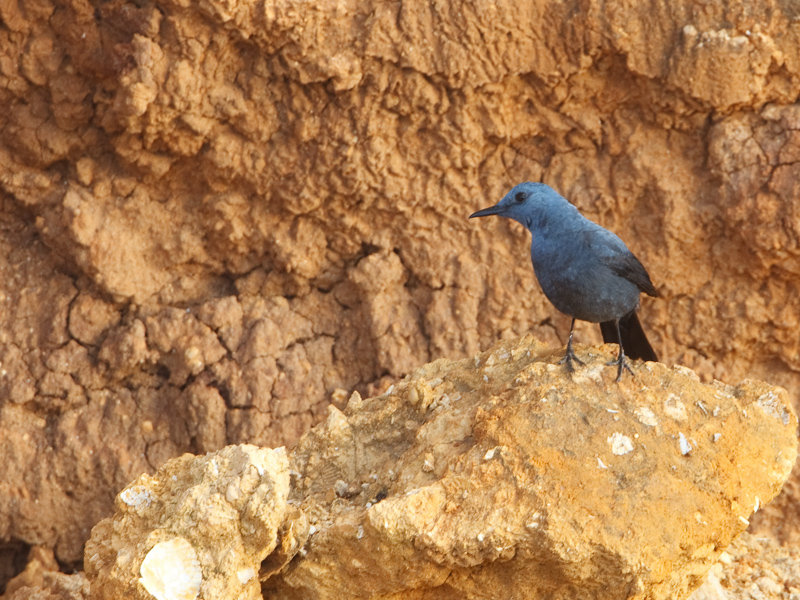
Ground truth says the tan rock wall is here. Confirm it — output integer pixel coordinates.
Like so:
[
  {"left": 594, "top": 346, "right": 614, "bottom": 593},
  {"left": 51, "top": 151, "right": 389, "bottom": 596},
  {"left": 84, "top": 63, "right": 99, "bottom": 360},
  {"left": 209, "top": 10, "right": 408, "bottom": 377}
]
[{"left": 1, "top": 0, "right": 799, "bottom": 571}]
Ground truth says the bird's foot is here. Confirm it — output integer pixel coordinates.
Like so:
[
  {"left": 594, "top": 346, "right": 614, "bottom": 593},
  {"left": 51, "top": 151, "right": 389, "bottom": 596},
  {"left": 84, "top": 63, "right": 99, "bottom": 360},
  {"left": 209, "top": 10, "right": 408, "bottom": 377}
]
[
  {"left": 559, "top": 347, "right": 585, "bottom": 373},
  {"left": 607, "top": 354, "right": 635, "bottom": 381}
]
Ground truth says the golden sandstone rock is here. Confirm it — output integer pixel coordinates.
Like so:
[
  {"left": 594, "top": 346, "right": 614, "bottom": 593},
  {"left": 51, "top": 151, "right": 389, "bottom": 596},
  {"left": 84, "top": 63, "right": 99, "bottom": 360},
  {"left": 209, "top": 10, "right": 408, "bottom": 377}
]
[
  {"left": 5, "top": 0, "right": 800, "bottom": 571},
  {"left": 85, "top": 337, "right": 797, "bottom": 600},
  {"left": 85, "top": 445, "right": 295, "bottom": 600},
  {"left": 4, "top": 0, "right": 800, "bottom": 594}
]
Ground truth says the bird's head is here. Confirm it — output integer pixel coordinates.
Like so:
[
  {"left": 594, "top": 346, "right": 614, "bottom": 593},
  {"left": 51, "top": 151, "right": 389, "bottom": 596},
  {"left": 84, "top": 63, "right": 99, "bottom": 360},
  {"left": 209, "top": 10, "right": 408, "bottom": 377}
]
[{"left": 469, "top": 182, "right": 567, "bottom": 229}]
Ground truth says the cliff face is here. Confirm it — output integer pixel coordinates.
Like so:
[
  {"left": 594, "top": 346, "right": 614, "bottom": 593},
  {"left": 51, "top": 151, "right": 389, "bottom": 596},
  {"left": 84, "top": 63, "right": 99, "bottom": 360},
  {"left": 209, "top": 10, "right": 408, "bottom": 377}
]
[{"left": 1, "top": 0, "right": 800, "bottom": 573}]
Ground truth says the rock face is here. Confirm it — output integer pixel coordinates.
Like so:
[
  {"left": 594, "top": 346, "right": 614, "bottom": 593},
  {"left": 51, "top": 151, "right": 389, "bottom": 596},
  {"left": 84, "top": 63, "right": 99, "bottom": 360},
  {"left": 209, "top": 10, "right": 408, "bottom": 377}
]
[
  {"left": 2, "top": 0, "right": 800, "bottom": 574},
  {"left": 84, "top": 337, "right": 797, "bottom": 600}
]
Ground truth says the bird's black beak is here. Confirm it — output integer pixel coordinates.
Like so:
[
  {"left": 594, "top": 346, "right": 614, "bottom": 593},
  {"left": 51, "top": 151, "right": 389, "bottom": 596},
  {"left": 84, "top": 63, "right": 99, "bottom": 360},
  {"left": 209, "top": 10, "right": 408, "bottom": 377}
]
[{"left": 469, "top": 205, "right": 503, "bottom": 219}]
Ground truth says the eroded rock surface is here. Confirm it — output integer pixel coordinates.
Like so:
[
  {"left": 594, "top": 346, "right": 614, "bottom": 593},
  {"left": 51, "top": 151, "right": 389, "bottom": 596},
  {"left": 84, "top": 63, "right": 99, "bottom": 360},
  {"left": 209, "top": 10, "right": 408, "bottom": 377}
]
[
  {"left": 0, "top": 546, "right": 89, "bottom": 600},
  {"left": 84, "top": 445, "right": 294, "bottom": 600},
  {"left": 85, "top": 337, "right": 797, "bottom": 600},
  {"left": 689, "top": 533, "right": 800, "bottom": 600},
  {"left": 2, "top": 0, "right": 800, "bottom": 575}
]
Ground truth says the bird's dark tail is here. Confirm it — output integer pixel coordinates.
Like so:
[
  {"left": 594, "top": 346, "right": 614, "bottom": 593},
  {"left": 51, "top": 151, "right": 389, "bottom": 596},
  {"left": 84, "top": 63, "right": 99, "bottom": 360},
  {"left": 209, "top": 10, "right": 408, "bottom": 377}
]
[{"left": 600, "top": 312, "right": 657, "bottom": 362}]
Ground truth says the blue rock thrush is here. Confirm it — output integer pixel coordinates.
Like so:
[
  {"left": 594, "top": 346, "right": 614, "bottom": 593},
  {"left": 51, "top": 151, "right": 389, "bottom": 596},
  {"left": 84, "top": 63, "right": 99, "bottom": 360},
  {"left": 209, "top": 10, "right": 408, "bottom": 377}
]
[{"left": 470, "top": 182, "right": 658, "bottom": 380}]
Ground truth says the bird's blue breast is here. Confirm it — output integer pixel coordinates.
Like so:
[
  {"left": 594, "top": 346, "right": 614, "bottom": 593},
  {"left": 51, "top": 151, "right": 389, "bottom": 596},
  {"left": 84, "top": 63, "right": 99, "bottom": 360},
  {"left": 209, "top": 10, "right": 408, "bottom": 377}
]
[{"left": 530, "top": 224, "right": 641, "bottom": 323}]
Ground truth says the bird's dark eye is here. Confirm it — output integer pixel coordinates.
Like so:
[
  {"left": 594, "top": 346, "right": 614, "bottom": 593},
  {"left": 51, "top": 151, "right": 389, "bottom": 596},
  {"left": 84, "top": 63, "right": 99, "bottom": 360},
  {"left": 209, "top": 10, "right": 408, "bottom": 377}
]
[{"left": 515, "top": 192, "right": 526, "bottom": 203}]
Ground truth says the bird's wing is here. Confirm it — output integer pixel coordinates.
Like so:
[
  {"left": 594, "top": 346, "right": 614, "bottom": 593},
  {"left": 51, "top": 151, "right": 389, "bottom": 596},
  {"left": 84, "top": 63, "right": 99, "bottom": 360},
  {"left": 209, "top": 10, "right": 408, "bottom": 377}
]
[
  {"left": 581, "top": 228, "right": 659, "bottom": 297},
  {"left": 607, "top": 251, "right": 659, "bottom": 297}
]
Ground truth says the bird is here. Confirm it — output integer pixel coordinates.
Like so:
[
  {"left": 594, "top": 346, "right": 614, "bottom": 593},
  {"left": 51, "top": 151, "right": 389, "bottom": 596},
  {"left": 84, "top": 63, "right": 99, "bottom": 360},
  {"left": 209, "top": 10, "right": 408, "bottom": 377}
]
[{"left": 470, "top": 181, "right": 658, "bottom": 380}]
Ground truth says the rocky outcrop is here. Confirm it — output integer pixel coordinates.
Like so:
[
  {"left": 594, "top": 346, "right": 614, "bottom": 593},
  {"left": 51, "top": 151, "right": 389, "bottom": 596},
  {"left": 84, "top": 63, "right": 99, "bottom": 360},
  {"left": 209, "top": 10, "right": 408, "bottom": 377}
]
[
  {"left": 84, "top": 445, "right": 296, "bottom": 600},
  {"left": 2, "top": 0, "right": 800, "bottom": 575},
  {"left": 84, "top": 337, "right": 797, "bottom": 600}
]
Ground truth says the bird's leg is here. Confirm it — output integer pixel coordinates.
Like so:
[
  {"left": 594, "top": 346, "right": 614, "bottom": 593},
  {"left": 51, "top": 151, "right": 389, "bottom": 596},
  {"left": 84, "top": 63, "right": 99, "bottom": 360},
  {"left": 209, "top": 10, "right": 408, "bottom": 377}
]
[
  {"left": 608, "top": 319, "right": 634, "bottom": 381},
  {"left": 558, "top": 318, "right": 585, "bottom": 372}
]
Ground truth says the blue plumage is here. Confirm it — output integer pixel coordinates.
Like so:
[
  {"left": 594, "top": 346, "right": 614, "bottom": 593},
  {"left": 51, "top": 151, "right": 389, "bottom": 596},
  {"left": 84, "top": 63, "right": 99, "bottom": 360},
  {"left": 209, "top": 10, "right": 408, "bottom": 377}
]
[{"left": 470, "top": 182, "right": 658, "bottom": 380}]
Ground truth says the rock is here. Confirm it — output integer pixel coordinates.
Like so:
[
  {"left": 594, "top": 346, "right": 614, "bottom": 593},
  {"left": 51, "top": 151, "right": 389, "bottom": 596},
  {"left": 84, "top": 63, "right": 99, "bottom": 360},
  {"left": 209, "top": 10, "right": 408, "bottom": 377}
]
[
  {"left": 84, "top": 445, "right": 303, "bottom": 600},
  {"left": 0, "top": 546, "right": 89, "bottom": 600},
  {"left": 86, "top": 337, "right": 797, "bottom": 600},
  {"left": 689, "top": 532, "right": 800, "bottom": 600},
  {"left": 4, "top": 0, "right": 800, "bottom": 575}
]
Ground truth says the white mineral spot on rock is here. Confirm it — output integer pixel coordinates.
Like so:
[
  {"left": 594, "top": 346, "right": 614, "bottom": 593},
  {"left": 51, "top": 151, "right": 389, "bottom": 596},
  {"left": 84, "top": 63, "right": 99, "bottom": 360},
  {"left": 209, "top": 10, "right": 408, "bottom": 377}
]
[
  {"left": 236, "top": 567, "right": 255, "bottom": 585},
  {"left": 484, "top": 447, "right": 496, "bottom": 460},
  {"left": 634, "top": 406, "right": 658, "bottom": 427},
  {"left": 664, "top": 395, "right": 688, "bottom": 421},
  {"left": 756, "top": 390, "right": 791, "bottom": 425},
  {"left": 524, "top": 511, "right": 542, "bottom": 529},
  {"left": 739, "top": 516, "right": 750, "bottom": 526},
  {"left": 119, "top": 486, "right": 153, "bottom": 509},
  {"left": 483, "top": 375, "right": 489, "bottom": 382},
  {"left": 672, "top": 364, "right": 700, "bottom": 380},
  {"left": 308, "top": 525, "right": 317, "bottom": 535},
  {"left": 597, "top": 457, "right": 608, "bottom": 469},
  {"left": 754, "top": 497, "right": 760, "bottom": 513},
  {"left": 139, "top": 537, "right": 202, "bottom": 600},
  {"left": 334, "top": 480, "right": 349, "bottom": 497},
  {"left": 679, "top": 432, "right": 692, "bottom": 455},
  {"left": 422, "top": 453, "right": 434, "bottom": 472},
  {"left": 713, "top": 433, "right": 721, "bottom": 442},
  {"left": 608, "top": 432, "right": 634, "bottom": 455},
  {"left": 225, "top": 481, "right": 241, "bottom": 502}
]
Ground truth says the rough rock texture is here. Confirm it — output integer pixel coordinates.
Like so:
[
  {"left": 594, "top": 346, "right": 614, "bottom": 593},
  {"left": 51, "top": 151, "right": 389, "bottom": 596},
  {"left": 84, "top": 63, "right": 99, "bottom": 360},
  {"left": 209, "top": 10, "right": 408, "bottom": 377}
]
[
  {"left": 85, "top": 337, "right": 797, "bottom": 600},
  {"left": 0, "top": 546, "right": 89, "bottom": 600},
  {"left": 84, "top": 445, "right": 295, "bottom": 600},
  {"left": 689, "top": 533, "right": 800, "bottom": 600},
  {"left": 2, "top": 0, "right": 800, "bottom": 577}
]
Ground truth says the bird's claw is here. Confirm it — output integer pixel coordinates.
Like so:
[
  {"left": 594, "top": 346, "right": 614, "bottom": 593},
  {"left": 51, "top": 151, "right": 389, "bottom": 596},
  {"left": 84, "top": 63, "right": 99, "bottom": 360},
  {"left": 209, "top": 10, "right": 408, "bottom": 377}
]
[
  {"left": 607, "top": 355, "right": 635, "bottom": 381},
  {"left": 559, "top": 348, "right": 585, "bottom": 373}
]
